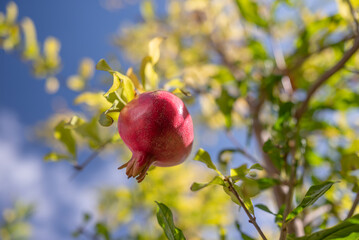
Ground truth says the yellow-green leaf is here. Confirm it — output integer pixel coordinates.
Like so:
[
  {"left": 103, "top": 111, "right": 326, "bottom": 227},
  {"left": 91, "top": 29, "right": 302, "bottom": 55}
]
[
  {"left": 126, "top": 67, "right": 143, "bottom": 91},
  {"left": 45, "top": 76, "right": 59, "bottom": 94},
  {"left": 194, "top": 148, "right": 217, "bottom": 171},
  {"left": 44, "top": 37, "right": 61, "bottom": 67},
  {"left": 79, "top": 58, "right": 95, "bottom": 80},
  {"left": 6, "top": 1, "right": 18, "bottom": 23},
  {"left": 54, "top": 120, "right": 76, "bottom": 158},
  {"left": 21, "top": 17, "right": 39, "bottom": 60},
  {"left": 44, "top": 152, "right": 71, "bottom": 162},
  {"left": 190, "top": 176, "right": 224, "bottom": 191},
  {"left": 104, "top": 73, "right": 121, "bottom": 97},
  {"left": 149, "top": 37, "right": 163, "bottom": 64},
  {"left": 74, "top": 92, "right": 112, "bottom": 110}
]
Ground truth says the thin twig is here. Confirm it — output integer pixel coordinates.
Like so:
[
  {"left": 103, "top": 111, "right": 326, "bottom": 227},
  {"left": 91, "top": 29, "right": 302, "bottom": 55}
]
[
  {"left": 303, "top": 205, "right": 332, "bottom": 225},
  {"left": 71, "top": 139, "right": 112, "bottom": 180},
  {"left": 288, "top": 34, "right": 355, "bottom": 72},
  {"left": 345, "top": 0, "right": 359, "bottom": 34},
  {"left": 295, "top": 37, "right": 359, "bottom": 120},
  {"left": 225, "top": 178, "right": 268, "bottom": 240},
  {"left": 346, "top": 191, "right": 359, "bottom": 219},
  {"left": 345, "top": 66, "right": 359, "bottom": 74},
  {"left": 279, "top": 147, "right": 297, "bottom": 240},
  {"left": 226, "top": 131, "right": 260, "bottom": 164}
]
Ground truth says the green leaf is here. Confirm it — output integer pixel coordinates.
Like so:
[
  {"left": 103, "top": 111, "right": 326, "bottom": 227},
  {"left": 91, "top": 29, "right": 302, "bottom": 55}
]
[
  {"left": 230, "top": 164, "right": 248, "bottom": 181},
  {"left": 44, "top": 152, "right": 71, "bottom": 162},
  {"left": 194, "top": 148, "right": 217, "bottom": 171},
  {"left": 249, "top": 163, "right": 264, "bottom": 170},
  {"left": 95, "top": 222, "right": 110, "bottom": 240},
  {"left": 263, "top": 139, "right": 283, "bottom": 170},
  {"left": 223, "top": 183, "right": 254, "bottom": 214},
  {"left": 215, "top": 88, "right": 235, "bottom": 129},
  {"left": 341, "top": 153, "right": 359, "bottom": 173},
  {"left": 255, "top": 204, "right": 277, "bottom": 215},
  {"left": 83, "top": 213, "right": 91, "bottom": 222},
  {"left": 99, "top": 112, "right": 114, "bottom": 127},
  {"left": 297, "top": 214, "right": 359, "bottom": 240},
  {"left": 286, "top": 181, "right": 336, "bottom": 222},
  {"left": 256, "top": 177, "right": 280, "bottom": 190},
  {"left": 74, "top": 117, "right": 102, "bottom": 147},
  {"left": 190, "top": 176, "right": 224, "bottom": 191},
  {"left": 248, "top": 39, "right": 268, "bottom": 60},
  {"left": 54, "top": 120, "right": 76, "bottom": 158},
  {"left": 219, "top": 225, "right": 227, "bottom": 240},
  {"left": 155, "top": 202, "right": 186, "bottom": 240},
  {"left": 212, "top": 66, "right": 236, "bottom": 84},
  {"left": 96, "top": 59, "right": 113, "bottom": 72},
  {"left": 234, "top": 0, "right": 267, "bottom": 28},
  {"left": 240, "top": 178, "right": 260, "bottom": 197}
]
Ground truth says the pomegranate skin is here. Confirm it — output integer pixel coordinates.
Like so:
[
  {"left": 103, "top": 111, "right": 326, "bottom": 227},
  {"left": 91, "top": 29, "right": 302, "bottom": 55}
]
[{"left": 117, "top": 90, "right": 194, "bottom": 182}]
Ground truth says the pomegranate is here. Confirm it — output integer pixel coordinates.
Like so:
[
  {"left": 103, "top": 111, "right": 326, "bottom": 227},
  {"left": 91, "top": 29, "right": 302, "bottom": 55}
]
[{"left": 118, "top": 90, "right": 194, "bottom": 182}]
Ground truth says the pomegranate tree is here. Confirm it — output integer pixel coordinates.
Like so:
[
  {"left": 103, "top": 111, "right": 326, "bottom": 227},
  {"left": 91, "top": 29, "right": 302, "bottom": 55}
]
[{"left": 118, "top": 90, "right": 194, "bottom": 182}]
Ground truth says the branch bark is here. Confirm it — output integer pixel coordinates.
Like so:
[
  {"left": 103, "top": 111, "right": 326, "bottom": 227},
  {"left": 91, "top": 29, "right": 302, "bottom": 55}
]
[
  {"left": 346, "top": 191, "right": 359, "bottom": 219},
  {"left": 250, "top": 96, "right": 286, "bottom": 209},
  {"left": 295, "top": 37, "right": 359, "bottom": 120},
  {"left": 225, "top": 178, "right": 268, "bottom": 240}
]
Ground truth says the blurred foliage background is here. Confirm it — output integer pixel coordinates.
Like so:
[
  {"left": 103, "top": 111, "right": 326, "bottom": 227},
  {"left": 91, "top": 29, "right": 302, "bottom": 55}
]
[{"left": 2, "top": 0, "right": 359, "bottom": 239}]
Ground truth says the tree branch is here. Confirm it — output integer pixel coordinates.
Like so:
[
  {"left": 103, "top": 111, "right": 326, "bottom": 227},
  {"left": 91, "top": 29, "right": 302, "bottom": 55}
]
[
  {"left": 71, "top": 139, "right": 112, "bottom": 180},
  {"left": 345, "top": 0, "right": 359, "bottom": 34},
  {"left": 225, "top": 178, "right": 268, "bottom": 240},
  {"left": 288, "top": 34, "right": 355, "bottom": 72},
  {"left": 346, "top": 191, "right": 359, "bottom": 219},
  {"left": 210, "top": 31, "right": 286, "bottom": 209},
  {"left": 295, "top": 37, "right": 359, "bottom": 120}
]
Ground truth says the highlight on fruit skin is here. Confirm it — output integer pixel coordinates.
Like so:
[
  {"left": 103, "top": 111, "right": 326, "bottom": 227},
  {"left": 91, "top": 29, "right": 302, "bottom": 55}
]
[{"left": 117, "top": 90, "right": 194, "bottom": 182}]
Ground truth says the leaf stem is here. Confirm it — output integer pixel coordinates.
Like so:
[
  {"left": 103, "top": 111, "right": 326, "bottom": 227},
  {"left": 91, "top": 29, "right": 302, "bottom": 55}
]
[
  {"left": 225, "top": 178, "right": 268, "bottom": 240},
  {"left": 346, "top": 191, "right": 359, "bottom": 219}
]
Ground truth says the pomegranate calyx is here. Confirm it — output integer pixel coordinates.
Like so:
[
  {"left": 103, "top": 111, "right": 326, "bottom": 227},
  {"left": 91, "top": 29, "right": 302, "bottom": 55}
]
[{"left": 118, "top": 153, "right": 154, "bottom": 183}]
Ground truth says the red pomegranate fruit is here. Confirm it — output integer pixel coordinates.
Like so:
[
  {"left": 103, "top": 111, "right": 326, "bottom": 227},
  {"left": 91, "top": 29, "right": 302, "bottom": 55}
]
[{"left": 118, "top": 90, "right": 194, "bottom": 182}]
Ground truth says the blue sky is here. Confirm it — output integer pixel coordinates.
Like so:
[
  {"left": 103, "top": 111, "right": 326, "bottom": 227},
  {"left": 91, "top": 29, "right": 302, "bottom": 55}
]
[
  {"left": 0, "top": 1, "right": 278, "bottom": 239},
  {"left": 0, "top": 0, "right": 141, "bottom": 124},
  {"left": 0, "top": 1, "right": 144, "bottom": 239}
]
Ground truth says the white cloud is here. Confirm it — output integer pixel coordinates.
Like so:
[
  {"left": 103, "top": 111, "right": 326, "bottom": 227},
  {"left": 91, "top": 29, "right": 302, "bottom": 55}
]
[{"left": 0, "top": 110, "right": 122, "bottom": 240}]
